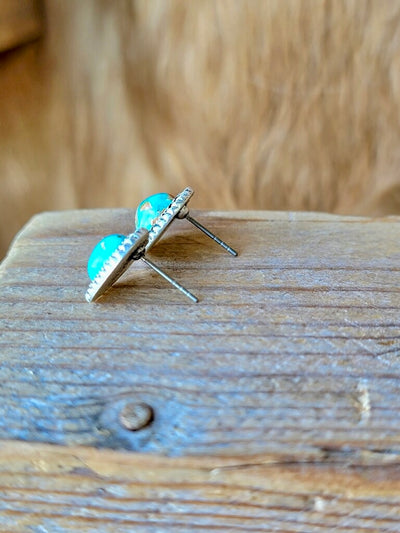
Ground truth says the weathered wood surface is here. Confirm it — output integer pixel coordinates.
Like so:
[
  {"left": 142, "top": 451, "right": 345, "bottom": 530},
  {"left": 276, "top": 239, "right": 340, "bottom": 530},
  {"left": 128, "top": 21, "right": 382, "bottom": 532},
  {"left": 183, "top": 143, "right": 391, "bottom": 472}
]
[
  {"left": 0, "top": 0, "right": 43, "bottom": 53},
  {"left": 0, "top": 440, "right": 400, "bottom": 532},
  {"left": 0, "top": 209, "right": 400, "bottom": 530}
]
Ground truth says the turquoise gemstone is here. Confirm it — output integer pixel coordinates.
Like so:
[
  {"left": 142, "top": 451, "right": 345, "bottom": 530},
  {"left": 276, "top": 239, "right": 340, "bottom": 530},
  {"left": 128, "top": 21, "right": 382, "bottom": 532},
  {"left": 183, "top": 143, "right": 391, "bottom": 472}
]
[
  {"left": 87, "top": 234, "right": 126, "bottom": 280},
  {"left": 135, "top": 192, "right": 173, "bottom": 230}
]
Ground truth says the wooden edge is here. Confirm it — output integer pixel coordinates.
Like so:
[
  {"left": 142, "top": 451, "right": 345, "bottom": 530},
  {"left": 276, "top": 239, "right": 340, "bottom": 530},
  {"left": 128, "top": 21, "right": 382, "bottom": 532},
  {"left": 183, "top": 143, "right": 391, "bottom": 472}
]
[
  {"left": 0, "top": 207, "right": 375, "bottom": 269},
  {"left": 2, "top": 207, "right": 385, "bottom": 247},
  {"left": 2, "top": 206, "right": 397, "bottom": 279}
]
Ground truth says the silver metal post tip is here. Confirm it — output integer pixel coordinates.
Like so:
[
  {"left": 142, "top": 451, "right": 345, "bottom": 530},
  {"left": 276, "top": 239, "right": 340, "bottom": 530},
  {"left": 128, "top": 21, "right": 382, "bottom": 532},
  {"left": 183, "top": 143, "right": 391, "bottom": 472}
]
[
  {"left": 185, "top": 215, "right": 238, "bottom": 256},
  {"left": 141, "top": 257, "right": 199, "bottom": 303}
]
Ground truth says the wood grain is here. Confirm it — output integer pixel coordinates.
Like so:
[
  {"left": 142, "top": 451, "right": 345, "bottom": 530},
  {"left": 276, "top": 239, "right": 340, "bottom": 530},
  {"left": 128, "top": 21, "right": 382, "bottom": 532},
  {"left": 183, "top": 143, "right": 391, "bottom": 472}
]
[
  {"left": 0, "top": 0, "right": 43, "bottom": 53},
  {"left": 0, "top": 209, "right": 400, "bottom": 457},
  {"left": 0, "top": 440, "right": 400, "bottom": 532},
  {"left": 0, "top": 209, "right": 400, "bottom": 529}
]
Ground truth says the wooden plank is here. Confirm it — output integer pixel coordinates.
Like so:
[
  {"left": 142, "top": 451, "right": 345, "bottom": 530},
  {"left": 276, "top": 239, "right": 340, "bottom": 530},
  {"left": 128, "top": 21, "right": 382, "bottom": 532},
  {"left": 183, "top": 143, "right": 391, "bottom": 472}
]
[
  {"left": 0, "top": 440, "right": 399, "bottom": 532},
  {"left": 0, "top": 209, "right": 399, "bottom": 460},
  {"left": 1, "top": 209, "right": 400, "bottom": 530},
  {"left": 0, "top": 0, "right": 43, "bottom": 53}
]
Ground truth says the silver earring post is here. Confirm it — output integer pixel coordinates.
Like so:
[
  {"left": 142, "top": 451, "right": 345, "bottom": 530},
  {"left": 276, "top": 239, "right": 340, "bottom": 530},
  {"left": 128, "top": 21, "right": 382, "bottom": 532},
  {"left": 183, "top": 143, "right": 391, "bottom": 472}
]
[
  {"left": 141, "top": 257, "right": 198, "bottom": 303},
  {"left": 185, "top": 214, "right": 238, "bottom": 256}
]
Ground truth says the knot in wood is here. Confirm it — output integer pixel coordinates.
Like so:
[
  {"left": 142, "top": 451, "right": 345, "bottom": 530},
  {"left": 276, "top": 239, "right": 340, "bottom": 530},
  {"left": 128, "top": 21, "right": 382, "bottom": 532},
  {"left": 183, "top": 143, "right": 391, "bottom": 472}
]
[{"left": 119, "top": 402, "right": 153, "bottom": 431}]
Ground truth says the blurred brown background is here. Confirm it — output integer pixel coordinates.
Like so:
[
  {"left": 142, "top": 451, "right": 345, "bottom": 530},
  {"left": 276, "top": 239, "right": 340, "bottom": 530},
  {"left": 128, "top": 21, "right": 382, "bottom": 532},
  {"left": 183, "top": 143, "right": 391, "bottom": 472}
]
[{"left": 1, "top": 0, "right": 400, "bottom": 258}]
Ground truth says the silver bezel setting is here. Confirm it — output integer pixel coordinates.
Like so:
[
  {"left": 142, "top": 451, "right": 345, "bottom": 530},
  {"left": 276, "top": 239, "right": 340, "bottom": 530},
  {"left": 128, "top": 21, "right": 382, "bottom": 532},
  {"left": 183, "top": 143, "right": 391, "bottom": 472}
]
[
  {"left": 146, "top": 186, "right": 194, "bottom": 251},
  {"left": 85, "top": 228, "right": 149, "bottom": 303}
]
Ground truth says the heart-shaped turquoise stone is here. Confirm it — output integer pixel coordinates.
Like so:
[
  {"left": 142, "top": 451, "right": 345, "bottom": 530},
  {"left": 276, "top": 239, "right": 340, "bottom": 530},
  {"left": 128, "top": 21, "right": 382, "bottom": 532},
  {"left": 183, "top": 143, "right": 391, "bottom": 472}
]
[
  {"left": 135, "top": 192, "right": 174, "bottom": 230},
  {"left": 87, "top": 234, "right": 126, "bottom": 280}
]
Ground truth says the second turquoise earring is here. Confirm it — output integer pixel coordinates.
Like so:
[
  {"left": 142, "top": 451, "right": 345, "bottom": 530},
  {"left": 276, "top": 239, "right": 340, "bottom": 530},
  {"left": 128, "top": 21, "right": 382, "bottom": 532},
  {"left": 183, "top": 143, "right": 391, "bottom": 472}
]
[{"left": 135, "top": 187, "right": 238, "bottom": 255}]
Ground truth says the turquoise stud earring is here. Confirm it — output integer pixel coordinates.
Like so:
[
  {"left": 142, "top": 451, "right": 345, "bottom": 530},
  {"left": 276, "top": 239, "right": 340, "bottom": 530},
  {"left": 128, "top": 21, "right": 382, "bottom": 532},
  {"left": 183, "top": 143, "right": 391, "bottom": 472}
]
[
  {"left": 135, "top": 187, "right": 238, "bottom": 256},
  {"left": 86, "top": 228, "right": 198, "bottom": 303}
]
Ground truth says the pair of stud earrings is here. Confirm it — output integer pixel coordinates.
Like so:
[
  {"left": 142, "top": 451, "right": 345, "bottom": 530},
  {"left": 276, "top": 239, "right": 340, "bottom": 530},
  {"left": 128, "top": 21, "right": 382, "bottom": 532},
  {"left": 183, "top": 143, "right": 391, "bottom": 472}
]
[{"left": 85, "top": 187, "right": 238, "bottom": 303}]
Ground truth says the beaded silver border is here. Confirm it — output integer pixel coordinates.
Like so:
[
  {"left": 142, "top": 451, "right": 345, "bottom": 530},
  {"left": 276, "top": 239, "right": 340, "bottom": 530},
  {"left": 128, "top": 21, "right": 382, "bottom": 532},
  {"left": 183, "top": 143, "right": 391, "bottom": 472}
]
[
  {"left": 146, "top": 186, "right": 194, "bottom": 251},
  {"left": 85, "top": 228, "right": 149, "bottom": 303}
]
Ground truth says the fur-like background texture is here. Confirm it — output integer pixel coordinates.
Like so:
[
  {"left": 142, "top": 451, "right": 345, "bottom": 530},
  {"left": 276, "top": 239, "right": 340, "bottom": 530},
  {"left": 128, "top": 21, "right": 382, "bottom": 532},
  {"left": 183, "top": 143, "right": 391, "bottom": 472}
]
[{"left": 1, "top": 0, "right": 400, "bottom": 256}]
